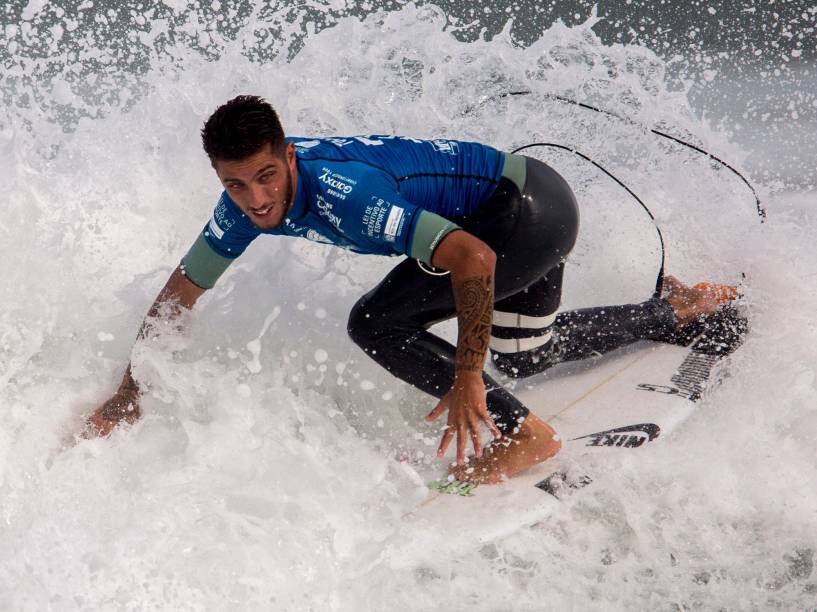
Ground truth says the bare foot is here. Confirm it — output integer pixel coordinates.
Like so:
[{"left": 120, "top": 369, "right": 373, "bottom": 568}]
[
  {"left": 448, "top": 413, "right": 562, "bottom": 485},
  {"left": 663, "top": 275, "right": 724, "bottom": 328}
]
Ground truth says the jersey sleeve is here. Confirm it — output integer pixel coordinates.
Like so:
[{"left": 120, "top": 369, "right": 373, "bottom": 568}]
[
  {"left": 333, "top": 167, "right": 461, "bottom": 265},
  {"left": 180, "top": 192, "right": 261, "bottom": 289},
  {"left": 408, "top": 209, "right": 461, "bottom": 265}
]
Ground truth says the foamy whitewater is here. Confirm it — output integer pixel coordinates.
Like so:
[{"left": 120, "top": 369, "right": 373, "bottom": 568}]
[{"left": 1, "top": 2, "right": 816, "bottom": 610}]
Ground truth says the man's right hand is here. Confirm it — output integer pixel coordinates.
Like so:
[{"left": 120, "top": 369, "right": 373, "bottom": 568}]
[
  {"left": 82, "top": 265, "right": 205, "bottom": 440},
  {"left": 84, "top": 388, "right": 141, "bottom": 438}
]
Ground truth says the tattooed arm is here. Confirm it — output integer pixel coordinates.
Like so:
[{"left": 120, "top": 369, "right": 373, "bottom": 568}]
[
  {"left": 425, "top": 230, "right": 503, "bottom": 465},
  {"left": 451, "top": 272, "right": 494, "bottom": 376}
]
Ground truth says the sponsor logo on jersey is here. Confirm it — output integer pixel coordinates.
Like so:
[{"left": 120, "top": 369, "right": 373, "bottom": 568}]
[
  {"left": 321, "top": 135, "right": 428, "bottom": 148},
  {"left": 315, "top": 195, "right": 342, "bottom": 229},
  {"left": 572, "top": 423, "right": 661, "bottom": 448},
  {"left": 362, "top": 197, "right": 390, "bottom": 240},
  {"left": 208, "top": 198, "right": 234, "bottom": 239},
  {"left": 384, "top": 206, "right": 405, "bottom": 242},
  {"left": 429, "top": 222, "right": 456, "bottom": 251},
  {"left": 319, "top": 169, "right": 354, "bottom": 194},
  {"left": 319, "top": 167, "right": 355, "bottom": 201},
  {"left": 208, "top": 216, "right": 224, "bottom": 239},
  {"left": 430, "top": 139, "right": 460, "bottom": 155},
  {"left": 305, "top": 229, "right": 332, "bottom": 244},
  {"left": 283, "top": 218, "right": 331, "bottom": 244},
  {"left": 353, "top": 135, "right": 384, "bottom": 146},
  {"left": 325, "top": 138, "right": 352, "bottom": 147}
]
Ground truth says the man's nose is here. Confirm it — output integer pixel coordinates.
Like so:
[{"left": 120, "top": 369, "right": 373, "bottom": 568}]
[{"left": 249, "top": 184, "right": 268, "bottom": 209}]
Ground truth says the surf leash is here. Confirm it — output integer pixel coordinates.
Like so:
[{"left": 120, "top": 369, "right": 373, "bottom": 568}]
[
  {"left": 507, "top": 92, "right": 764, "bottom": 298},
  {"left": 505, "top": 91, "right": 766, "bottom": 222},
  {"left": 511, "top": 140, "right": 667, "bottom": 298}
]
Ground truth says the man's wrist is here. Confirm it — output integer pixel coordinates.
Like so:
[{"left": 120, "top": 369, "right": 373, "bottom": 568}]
[
  {"left": 120, "top": 368, "right": 140, "bottom": 394},
  {"left": 454, "top": 369, "right": 485, "bottom": 382},
  {"left": 100, "top": 397, "right": 139, "bottom": 421}
]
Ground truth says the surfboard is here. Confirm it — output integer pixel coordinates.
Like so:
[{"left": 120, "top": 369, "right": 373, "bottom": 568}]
[{"left": 404, "top": 306, "right": 747, "bottom": 542}]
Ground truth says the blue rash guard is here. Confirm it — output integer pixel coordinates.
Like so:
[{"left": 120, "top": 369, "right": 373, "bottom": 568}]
[{"left": 181, "top": 135, "right": 511, "bottom": 289}]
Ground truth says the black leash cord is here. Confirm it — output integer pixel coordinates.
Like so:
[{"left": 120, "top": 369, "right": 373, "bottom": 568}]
[
  {"left": 512, "top": 142, "right": 666, "bottom": 299},
  {"left": 505, "top": 91, "right": 766, "bottom": 221}
]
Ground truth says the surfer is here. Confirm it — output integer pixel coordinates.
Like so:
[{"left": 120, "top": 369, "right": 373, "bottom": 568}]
[{"left": 87, "top": 95, "right": 734, "bottom": 484}]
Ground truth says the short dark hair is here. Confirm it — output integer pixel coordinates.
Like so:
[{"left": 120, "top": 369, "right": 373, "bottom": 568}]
[{"left": 201, "top": 95, "right": 285, "bottom": 162}]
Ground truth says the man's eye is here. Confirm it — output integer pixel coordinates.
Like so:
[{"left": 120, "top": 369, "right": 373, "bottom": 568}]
[
  {"left": 259, "top": 173, "right": 274, "bottom": 183},
  {"left": 227, "top": 183, "right": 243, "bottom": 190}
]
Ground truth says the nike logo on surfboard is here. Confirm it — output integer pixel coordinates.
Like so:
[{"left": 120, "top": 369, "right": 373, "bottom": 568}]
[{"left": 571, "top": 423, "right": 661, "bottom": 448}]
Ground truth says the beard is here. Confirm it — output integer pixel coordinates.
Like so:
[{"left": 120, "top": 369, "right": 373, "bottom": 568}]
[
  {"left": 282, "top": 161, "right": 294, "bottom": 215},
  {"left": 255, "top": 161, "right": 294, "bottom": 229}
]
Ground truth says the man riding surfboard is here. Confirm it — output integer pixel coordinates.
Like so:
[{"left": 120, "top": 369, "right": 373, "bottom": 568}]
[{"left": 87, "top": 95, "right": 735, "bottom": 484}]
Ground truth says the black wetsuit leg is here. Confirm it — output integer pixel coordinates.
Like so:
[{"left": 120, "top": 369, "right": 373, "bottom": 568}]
[
  {"left": 347, "top": 156, "right": 676, "bottom": 433},
  {"left": 490, "top": 285, "right": 677, "bottom": 377}
]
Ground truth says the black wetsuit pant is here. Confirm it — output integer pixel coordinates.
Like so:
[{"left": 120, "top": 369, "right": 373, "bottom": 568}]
[{"left": 347, "top": 156, "right": 677, "bottom": 434}]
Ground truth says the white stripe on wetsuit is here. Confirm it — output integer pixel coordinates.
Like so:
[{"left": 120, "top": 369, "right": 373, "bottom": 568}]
[
  {"left": 489, "top": 310, "right": 557, "bottom": 354},
  {"left": 492, "top": 311, "right": 557, "bottom": 329}
]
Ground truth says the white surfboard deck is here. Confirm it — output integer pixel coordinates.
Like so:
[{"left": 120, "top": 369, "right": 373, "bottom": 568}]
[{"left": 404, "top": 337, "right": 730, "bottom": 543}]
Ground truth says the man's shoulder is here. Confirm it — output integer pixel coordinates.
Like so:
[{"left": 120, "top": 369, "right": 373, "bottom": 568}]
[
  {"left": 291, "top": 137, "right": 398, "bottom": 188},
  {"left": 288, "top": 134, "right": 474, "bottom": 153},
  {"left": 289, "top": 134, "right": 497, "bottom": 166},
  {"left": 288, "top": 136, "right": 364, "bottom": 157},
  {"left": 290, "top": 134, "right": 500, "bottom": 188}
]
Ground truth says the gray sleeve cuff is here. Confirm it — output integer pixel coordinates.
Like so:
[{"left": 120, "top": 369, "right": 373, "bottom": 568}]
[
  {"left": 408, "top": 210, "right": 461, "bottom": 266},
  {"left": 180, "top": 233, "right": 234, "bottom": 290}
]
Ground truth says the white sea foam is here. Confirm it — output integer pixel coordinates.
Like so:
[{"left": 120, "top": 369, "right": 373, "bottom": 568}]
[{"left": 0, "top": 3, "right": 815, "bottom": 610}]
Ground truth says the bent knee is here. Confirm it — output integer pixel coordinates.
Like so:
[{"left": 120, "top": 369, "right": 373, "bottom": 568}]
[{"left": 491, "top": 342, "right": 558, "bottom": 378}]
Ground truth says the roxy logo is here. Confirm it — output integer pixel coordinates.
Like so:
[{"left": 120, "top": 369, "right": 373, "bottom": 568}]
[
  {"left": 572, "top": 423, "right": 660, "bottom": 448},
  {"left": 315, "top": 195, "right": 342, "bottom": 229},
  {"left": 319, "top": 170, "right": 353, "bottom": 194}
]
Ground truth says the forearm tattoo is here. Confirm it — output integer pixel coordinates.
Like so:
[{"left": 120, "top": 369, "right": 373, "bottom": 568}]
[{"left": 454, "top": 274, "right": 493, "bottom": 373}]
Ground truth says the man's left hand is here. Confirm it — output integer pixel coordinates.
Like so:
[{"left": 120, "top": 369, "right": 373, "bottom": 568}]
[{"left": 425, "top": 372, "right": 502, "bottom": 465}]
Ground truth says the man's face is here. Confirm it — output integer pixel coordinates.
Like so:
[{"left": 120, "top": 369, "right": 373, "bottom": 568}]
[{"left": 214, "top": 141, "right": 297, "bottom": 230}]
